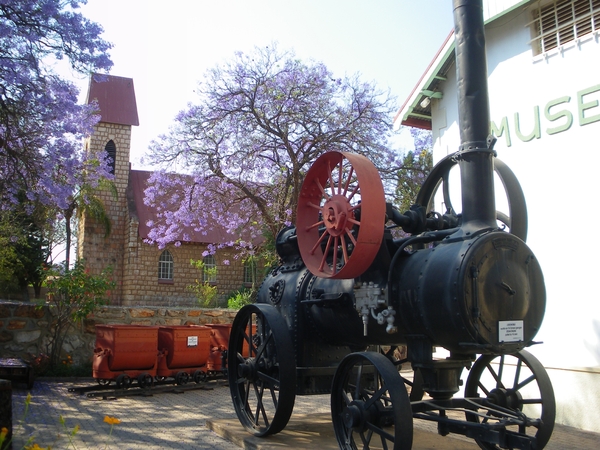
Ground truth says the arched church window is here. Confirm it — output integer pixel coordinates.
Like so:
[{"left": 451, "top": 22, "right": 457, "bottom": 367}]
[
  {"left": 105, "top": 140, "right": 117, "bottom": 175},
  {"left": 243, "top": 259, "right": 256, "bottom": 285},
  {"left": 203, "top": 255, "right": 217, "bottom": 282},
  {"left": 158, "top": 250, "right": 174, "bottom": 281}
]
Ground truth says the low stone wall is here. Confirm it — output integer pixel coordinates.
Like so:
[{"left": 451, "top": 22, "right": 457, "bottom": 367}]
[{"left": 0, "top": 300, "right": 237, "bottom": 367}]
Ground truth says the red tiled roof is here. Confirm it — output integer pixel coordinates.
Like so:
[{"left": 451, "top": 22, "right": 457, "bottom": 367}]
[
  {"left": 128, "top": 170, "right": 248, "bottom": 244},
  {"left": 86, "top": 74, "right": 139, "bottom": 126}
]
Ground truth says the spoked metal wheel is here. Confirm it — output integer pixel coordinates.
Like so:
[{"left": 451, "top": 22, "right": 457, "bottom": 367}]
[
  {"left": 115, "top": 374, "right": 131, "bottom": 390},
  {"left": 297, "top": 151, "right": 386, "bottom": 279},
  {"left": 175, "top": 371, "right": 190, "bottom": 385},
  {"left": 464, "top": 350, "right": 555, "bottom": 450},
  {"left": 331, "top": 351, "right": 413, "bottom": 450},
  {"left": 137, "top": 372, "right": 153, "bottom": 389},
  {"left": 415, "top": 154, "right": 528, "bottom": 241},
  {"left": 228, "top": 304, "right": 296, "bottom": 436},
  {"left": 193, "top": 369, "right": 207, "bottom": 383}
]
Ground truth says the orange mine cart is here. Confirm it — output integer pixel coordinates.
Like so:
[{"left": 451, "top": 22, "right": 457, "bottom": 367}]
[
  {"left": 93, "top": 324, "right": 159, "bottom": 388},
  {"left": 156, "top": 325, "right": 212, "bottom": 384},
  {"left": 205, "top": 323, "right": 232, "bottom": 373}
]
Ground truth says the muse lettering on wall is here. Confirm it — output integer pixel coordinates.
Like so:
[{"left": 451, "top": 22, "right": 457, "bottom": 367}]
[{"left": 491, "top": 84, "right": 600, "bottom": 147}]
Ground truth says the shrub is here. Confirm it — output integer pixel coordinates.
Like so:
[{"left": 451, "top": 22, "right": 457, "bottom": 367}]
[
  {"left": 227, "top": 287, "right": 255, "bottom": 309},
  {"left": 187, "top": 259, "right": 218, "bottom": 307},
  {"left": 39, "top": 260, "right": 114, "bottom": 368}
]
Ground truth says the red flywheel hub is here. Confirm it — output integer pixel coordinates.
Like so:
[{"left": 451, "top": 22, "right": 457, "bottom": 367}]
[{"left": 296, "top": 152, "right": 385, "bottom": 279}]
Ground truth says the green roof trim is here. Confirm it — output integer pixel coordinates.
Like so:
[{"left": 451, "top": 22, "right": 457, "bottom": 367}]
[{"left": 394, "top": 0, "right": 534, "bottom": 131}]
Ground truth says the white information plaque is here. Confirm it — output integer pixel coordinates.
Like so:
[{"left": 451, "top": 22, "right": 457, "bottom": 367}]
[
  {"left": 187, "top": 336, "right": 198, "bottom": 347},
  {"left": 498, "top": 320, "right": 524, "bottom": 342}
]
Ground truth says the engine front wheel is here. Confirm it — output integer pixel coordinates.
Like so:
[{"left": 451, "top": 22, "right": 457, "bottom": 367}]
[
  {"left": 331, "top": 351, "right": 413, "bottom": 450},
  {"left": 464, "top": 350, "right": 555, "bottom": 449}
]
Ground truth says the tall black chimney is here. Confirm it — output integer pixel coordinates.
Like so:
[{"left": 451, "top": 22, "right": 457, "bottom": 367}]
[{"left": 453, "top": 0, "right": 497, "bottom": 231}]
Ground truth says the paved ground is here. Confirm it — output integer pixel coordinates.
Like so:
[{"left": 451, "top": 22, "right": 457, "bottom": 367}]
[{"left": 8, "top": 378, "right": 600, "bottom": 449}]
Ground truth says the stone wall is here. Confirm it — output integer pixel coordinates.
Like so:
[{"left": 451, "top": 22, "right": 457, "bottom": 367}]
[{"left": 0, "top": 300, "right": 237, "bottom": 367}]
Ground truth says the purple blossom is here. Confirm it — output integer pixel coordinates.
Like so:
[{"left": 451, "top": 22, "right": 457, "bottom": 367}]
[
  {"left": 143, "top": 44, "right": 402, "bottom": 256},
  {"left": 0, "top": 0, "right": 113, "bottom": 211}
]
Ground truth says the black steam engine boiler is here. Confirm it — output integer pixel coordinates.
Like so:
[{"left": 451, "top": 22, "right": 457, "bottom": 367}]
[{"left": 228, "top": 1, "right": 555, "bottom": 449}]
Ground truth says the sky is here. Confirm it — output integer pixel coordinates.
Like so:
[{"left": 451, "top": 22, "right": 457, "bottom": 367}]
[{"left": 71, "top": 0, "right": 455, "bottom": 169}]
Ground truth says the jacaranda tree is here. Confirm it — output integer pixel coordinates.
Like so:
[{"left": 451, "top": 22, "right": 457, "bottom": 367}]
[
  {"left": 144, "top": 44, "right": 403, "bottom": 256},
  {"left": 0, "top": 0, "right": 113, "bottom": 214},
  {"left": 395, "top": 127, "right": 433, "bottom": 214}
]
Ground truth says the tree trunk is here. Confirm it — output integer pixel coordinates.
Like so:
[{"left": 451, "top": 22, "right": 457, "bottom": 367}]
[
  {"left": 64, "top": 209, "right": 73, "bottom": 269},
  {"left": 21, "top": 285, "right": 30, "bottom": 302}
]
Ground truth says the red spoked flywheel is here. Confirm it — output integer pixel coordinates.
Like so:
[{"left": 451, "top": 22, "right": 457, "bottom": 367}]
[{"left": 296, "top": 151, "right": 385, "bottom": 279}]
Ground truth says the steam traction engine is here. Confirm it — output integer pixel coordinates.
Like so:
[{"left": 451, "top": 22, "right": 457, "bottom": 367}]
[{"left": 227, "top": 1, "right": 555, "bottom": 449}]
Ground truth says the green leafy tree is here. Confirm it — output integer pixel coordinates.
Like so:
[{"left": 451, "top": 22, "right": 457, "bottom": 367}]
[
  {"left": 42, "top": 260, "right": 115, "bottom": 368},
  {"left": 0, "top": 214, "right": 23, "bottom": 295},
  {"left": 395, "top": 128, "right": 433, "bottom": 213},
  {"left": 0, "top": 196, "right": 56, "bottom": 299}
]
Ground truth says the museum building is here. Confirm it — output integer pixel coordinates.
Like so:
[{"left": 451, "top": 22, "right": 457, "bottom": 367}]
[{"left": 395, "top": 0, "right": 600, "bottom": 433}]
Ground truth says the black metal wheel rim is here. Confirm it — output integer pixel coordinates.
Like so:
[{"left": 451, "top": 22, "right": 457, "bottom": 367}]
[
  {"left": 228, "top": 304, "right": 296, "bottom": 436},
  {"left": 415, "top": 154, "right": 528, "bottom": 241},
  {"left": 465, "top": 350, "right": 556, "bottom": 450},
  {"left": 137, "top": 372, "right": 153, "bottom": 389},
  {"left": 193, "top": 369, "right": 207, "bottom": 383},
  {"left": 175, "top": 371, "right": 189, "bottom": 385},
  {"left": 331, "top": 351, "right": 413, "bottom": 450},
  {"left": 116, "top": 374, "right": 131, "bottom": 390}
]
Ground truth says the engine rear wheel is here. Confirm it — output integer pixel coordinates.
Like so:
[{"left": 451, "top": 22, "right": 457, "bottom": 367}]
[{"left": 228, "top": 304, "right": 296, "bottom": 436}]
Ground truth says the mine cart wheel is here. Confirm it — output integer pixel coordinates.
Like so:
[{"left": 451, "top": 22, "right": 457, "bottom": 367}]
[
  {"left": 331, "top": 351, "right": 413, "bottom": 450},
  {"left": 137, "top": 373, "right": 153, "bottom": 389},
  {"left": 415, "top": 155, "right": 528, "bottom": 241},
  {"left": 97, "top": 378, "right": 110, "bottom": 386},
  {"left": 297, "top": 151, "right": 386, "bottom": 279},
  {"left": 193, "top": 370, "right": 207, "bottom": 383},
  {"left": 175, "top": 371, "right": 190, "bottom": 385},
  {"left": 116, "top": 374, "right": 131, "bottom": 390},
  {"left": 464, "top": 350, "right": 555, "bottom": 450},
  {"left": 228, "top": 304, "right": 296, "bottom": 437}
]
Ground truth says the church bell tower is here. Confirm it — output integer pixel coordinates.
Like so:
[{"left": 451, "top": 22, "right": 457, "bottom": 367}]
[{"left": 78, "top": 74, "right": 139, "bottom": 304}]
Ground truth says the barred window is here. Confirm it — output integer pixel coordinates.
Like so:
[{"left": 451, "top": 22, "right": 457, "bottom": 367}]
[
  {"left": 531, "top": 0, "right": 600, "bottom": 55},
  {"left": 105, "top": 140, "right": 116, "bottom": 175},
  {"left": 203, "top": 255, "right": 217, "bottom": 282},
  {"left": 158, "top": 250, "right": 174, "bottom": 280},
  {"left": 243, "top": 259, "right": 257, "bottom": 285}
]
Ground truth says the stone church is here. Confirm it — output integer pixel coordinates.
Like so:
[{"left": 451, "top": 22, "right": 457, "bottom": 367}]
[{"left": 78, "top": 74, "right": 253, "bottom": 306}]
